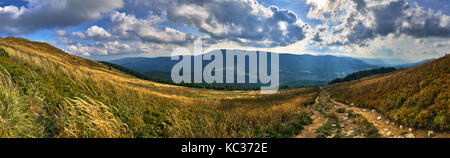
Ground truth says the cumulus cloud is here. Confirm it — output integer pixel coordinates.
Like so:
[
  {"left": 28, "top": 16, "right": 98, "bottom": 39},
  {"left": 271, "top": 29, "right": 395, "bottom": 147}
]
[
  {"left": 399, "top": 5, "right": 450, "bottom": 37},
  {"left": 307, "top": 0, "right": 450, "bottom": 46},
  {"left": 69, "top": 25, "right": 112, "bottom": 40},
  {"left": 0, "top": 0, "right": 124, "bottom": 34},
  {"left": 57, "top": 11, "right": 193, "bottom": 49},
  {"left": 138, "top": 0, "right": 311, "bottom": 47},
  {"left": 55, "top": 0, "right": 315, "bottom": 57},
  {"left": 65, "top": 40, "right": 180, "bottom": 58},
  {"left": 85, "top": 26, "right": 112, "bottom": 39},
  {"left": 108, "top": 11, "right": 190, "bottom": 44}
]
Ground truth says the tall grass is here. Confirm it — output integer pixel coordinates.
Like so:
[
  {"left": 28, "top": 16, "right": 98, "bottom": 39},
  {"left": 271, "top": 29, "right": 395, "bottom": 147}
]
[
  {"left": 327, "top": 55, "right": 449, "bottom": 131},
  {"left": 0, "top": 37, "right": 318, "bottom": 138},
  {"left": 0, "top": 66, "right": 45, "bottom": 137},
  {"left": 167, "top": 90, "right": 317, "bottom": 138},
  {"left": 58, "top": 96, "right": 133, "bottom": 138}
]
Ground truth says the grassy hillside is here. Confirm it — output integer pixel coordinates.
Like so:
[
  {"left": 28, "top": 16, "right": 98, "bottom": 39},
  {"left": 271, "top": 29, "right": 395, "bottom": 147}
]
[
  {"left": 327, "top": 55, "right": 449, "bottom": 131},
  {"left": 0, "top": 37, "right": 317, "bottom": 138}
]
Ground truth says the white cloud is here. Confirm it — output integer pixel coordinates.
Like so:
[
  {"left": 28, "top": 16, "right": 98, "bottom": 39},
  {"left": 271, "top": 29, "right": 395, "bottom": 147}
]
[
  {"left": 308, "top": 0, "right": 450, "bottom": 46},
  {"left": 86, "top": 26, "right": 112, "bottom": 39},
  {"left": 143, "top": 0, "right": 312, "bottom": 47},
  {"left": 0, "top": 0, "right": 124, "bottom": 34},
  {"left": 109, "top": 11, "right": 189, "bottom": 44}
]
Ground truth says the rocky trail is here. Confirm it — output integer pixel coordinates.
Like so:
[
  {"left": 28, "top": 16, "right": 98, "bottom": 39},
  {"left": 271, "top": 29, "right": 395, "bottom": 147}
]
[
  {"left": 296, "top": 88, "right": 449, "bottom": 138},
  {"left": 295, "top": 97, "right": 328, "bottom": 138}
]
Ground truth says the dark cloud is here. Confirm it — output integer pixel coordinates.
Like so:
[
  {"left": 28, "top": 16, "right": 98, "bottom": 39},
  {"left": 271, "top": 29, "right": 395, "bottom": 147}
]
[
  {"left": 399, "top": 6, "right": 450, "bottom": 38},
  {"left": 54, "top": 0, "right": 311, "bottom": 49},
  {"left": 308, "top": 0, "right": 450, "bottom": 46},
  {"left": 0, "top": 0, "right": 124, "bottom": 35},
  {"left": 372, "top": 0, "right": 408, "bottom": 36},
  {"left": 157, "top": 0, "right": 311, "bottom": 47}
]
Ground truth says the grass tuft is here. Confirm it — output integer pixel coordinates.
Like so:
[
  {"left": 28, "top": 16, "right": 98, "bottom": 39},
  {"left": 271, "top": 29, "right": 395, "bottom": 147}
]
[{"left": 57, "top": 96, "right": 133, "bottom": 138}]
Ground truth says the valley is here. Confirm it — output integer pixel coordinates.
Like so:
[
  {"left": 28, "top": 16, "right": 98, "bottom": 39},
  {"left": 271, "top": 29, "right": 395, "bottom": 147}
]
[{"left": 0, "top": 37, "right": 448, "bottom": 138}]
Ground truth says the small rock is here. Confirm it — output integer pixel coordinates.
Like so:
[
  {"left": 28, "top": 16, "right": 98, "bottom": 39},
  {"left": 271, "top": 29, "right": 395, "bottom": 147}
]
[
  {"left": 399, "top": 125, "right": 403, "bottom": 129},
  {"left": 377, "top": 116, "right": 382, "bottom": 120},
  {"left": 385, "top": 121, "right": 390, "bottom": 124},
  {"left": 386, "top": 131, "right": 392, "bottom": 136},
  {"left": 390, "top": 122, "right": 395, "bottom": 125},
  {"left": 345, "top": 130, "right": 355, "bottom": 136},
  {"left": 332, "top": 124, "right": 336, "bottom": 127},
  {"left": 405, "top": 133, "right": 415, "bottom": 138},
  {"left": 362, "top": 109, "right": 367, "bottom": 112},
  {"left": 326, "top": 133, "right": 336, "bottom": 138},
  {"left": 371, "top": 109, "right": 376, "bottom": 113},
  {"left": 428, "top": 130, "right": 434, "bottom": 138},
  {"left": 408, "top": 128, "right": 413, "bottom": 132}
]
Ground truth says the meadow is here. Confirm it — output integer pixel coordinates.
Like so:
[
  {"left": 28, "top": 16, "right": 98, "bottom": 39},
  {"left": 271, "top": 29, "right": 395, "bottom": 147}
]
[{"left": 0, "top": 37, "right": 317, "bottom": 138}]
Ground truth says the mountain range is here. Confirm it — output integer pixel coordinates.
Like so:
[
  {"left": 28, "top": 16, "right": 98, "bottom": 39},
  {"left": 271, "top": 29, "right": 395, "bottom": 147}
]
[{"left": 110, "top": 50, "right": 432, "bottom": 86}]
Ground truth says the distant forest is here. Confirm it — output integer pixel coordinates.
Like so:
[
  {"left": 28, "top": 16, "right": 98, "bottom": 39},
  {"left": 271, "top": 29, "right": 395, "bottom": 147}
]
[
  {"left": 100, "top": 61, "right": 266, "bottom": 91},
  {"left": 329, "top": 67, "right": 397, "bottom": 84}
]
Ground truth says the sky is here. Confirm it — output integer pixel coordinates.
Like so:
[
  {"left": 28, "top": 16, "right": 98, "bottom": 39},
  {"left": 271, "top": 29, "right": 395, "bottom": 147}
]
[{"left": 0, "top": 0, "right": 449, "bottom": 61}]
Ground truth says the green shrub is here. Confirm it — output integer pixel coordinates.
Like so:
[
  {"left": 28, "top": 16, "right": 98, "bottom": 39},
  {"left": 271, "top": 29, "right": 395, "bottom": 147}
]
[{"left": 0, "top": 48, "right": 8, "bottom": 57}]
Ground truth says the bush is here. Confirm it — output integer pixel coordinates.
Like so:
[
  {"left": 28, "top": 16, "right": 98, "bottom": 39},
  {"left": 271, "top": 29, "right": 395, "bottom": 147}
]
[{"left": 0, "top": 48, "right": 8, "bottom": 57}]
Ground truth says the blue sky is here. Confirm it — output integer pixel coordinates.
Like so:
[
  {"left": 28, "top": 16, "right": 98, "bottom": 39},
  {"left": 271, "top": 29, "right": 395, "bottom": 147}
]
[{"left": 0, "top": 0, "right": 449, "bottom": 61}]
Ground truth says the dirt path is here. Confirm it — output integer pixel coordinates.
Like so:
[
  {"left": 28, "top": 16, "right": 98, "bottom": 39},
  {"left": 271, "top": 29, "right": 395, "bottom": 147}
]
[
  {"left": 295, "top": 90, "right": 328, "bottom": 138},
  {"left": 330, "top": 98, "right": 449, "bottom": 138},
  {"left": 295, "top": 110, "right": 327, "bottom": 138},
  {"left": 296, "top": 87, "right": 449, "bottom": 138}
]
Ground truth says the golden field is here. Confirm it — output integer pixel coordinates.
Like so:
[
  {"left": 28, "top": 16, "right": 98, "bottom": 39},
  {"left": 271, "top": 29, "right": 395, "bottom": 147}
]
[{"left": 0, "top": 37, "right": 317, "bottom": 138}]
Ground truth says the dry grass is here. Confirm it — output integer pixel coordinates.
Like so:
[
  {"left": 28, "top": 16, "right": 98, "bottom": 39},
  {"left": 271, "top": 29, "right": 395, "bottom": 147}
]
[
  {"left": 327, "top": 55, "right": 449, "bottom": 131},
  {"left": 57, "top": 96, "right": 133, "bottom": 138},
  {"left": 0, "top": 37, "right": 318, "bottom": 138},
  {"left": 0, "top": 66, "right": 44, "bottom": 137},
  {"left": 167, "top": 89, "right": 317, "bottom": 138}
]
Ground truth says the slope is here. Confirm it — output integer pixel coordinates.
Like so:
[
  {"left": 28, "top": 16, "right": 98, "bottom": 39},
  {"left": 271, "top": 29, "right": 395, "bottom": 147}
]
[
  {"left": 0, "top": 37, "right": 317, "bottom": 138},
  {"left": 327, "top": 55, "right": 449, "bottom": 131}
]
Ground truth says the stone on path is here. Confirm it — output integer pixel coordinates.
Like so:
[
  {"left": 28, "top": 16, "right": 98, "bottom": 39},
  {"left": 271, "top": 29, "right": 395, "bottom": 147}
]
[
  {"left": 405, "top": 133, "right": 415, "bottom": 138},
  {"left": 428, "top": 130, "right": 434, "bottom": 138},
  {"left": 386, "top": 131, "right": 392, "bottom": 136}
]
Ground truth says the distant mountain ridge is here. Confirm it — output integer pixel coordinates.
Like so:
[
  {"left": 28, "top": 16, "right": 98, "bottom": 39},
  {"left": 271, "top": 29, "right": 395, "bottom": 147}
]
[{"left": 110, "top": 50, "right": 379, "bottom": 86}]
